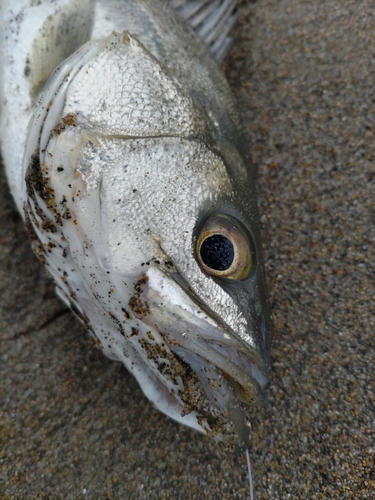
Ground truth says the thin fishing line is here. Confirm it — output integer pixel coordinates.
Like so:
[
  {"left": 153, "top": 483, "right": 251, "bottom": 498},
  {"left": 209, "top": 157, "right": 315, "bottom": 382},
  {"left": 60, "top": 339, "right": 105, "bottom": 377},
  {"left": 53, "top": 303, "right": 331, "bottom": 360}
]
[{"left": 245, "top": 448, "right": 254, "bottom": 500}]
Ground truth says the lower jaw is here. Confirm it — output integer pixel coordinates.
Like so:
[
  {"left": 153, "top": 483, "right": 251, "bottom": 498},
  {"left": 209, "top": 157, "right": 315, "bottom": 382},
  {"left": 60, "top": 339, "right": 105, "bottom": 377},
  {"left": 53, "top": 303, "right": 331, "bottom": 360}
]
[{"left": 166, "top": 341, "right": 252, "bottom": 453}]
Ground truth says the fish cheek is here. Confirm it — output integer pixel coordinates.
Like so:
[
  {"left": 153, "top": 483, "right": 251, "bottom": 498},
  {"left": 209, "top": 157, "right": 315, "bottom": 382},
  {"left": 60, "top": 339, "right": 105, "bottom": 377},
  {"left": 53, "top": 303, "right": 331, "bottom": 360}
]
[{"left": 93, "top": 137, "right": 231, "bottom": 274}]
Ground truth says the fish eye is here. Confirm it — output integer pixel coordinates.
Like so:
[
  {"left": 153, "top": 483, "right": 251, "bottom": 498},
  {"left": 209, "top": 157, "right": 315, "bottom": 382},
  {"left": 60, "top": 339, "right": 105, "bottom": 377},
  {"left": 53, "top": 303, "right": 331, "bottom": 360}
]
[{"left": 196, "top": 214, "right": 253, "bottom": 281}]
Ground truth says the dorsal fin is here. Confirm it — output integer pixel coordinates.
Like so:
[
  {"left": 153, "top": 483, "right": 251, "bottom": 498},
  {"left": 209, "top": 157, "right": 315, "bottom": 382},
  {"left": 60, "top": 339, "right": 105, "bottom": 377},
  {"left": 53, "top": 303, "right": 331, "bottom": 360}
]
[{"left": 171, "top": 0, "right": 240, "bottom": 63}]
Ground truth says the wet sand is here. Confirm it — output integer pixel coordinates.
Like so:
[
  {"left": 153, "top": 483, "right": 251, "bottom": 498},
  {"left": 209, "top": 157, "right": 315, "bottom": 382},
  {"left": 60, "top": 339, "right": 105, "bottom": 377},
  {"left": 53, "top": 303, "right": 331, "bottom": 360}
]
[{"left": 1, "top": 0, "right": 374, "bottom": 498}]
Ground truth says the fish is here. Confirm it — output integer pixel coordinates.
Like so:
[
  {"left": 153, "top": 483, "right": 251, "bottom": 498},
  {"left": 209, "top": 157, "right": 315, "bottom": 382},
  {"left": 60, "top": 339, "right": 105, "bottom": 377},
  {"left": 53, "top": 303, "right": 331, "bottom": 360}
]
[{"left": 0, "top": 0, "right": 273, "bottom": 457}]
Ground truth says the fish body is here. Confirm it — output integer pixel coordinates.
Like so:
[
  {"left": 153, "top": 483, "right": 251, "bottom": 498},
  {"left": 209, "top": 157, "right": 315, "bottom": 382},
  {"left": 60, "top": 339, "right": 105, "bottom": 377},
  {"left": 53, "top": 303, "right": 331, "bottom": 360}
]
[{"left": 0, "top": 0, "right": 273, "bottom": 452}]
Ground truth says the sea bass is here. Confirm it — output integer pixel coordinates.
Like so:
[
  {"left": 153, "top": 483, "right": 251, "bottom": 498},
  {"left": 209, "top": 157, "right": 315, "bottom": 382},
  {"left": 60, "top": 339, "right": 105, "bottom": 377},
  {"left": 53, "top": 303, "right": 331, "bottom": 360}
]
[{"left": 0, "top": 0, "right": 273, "bottom": 453}]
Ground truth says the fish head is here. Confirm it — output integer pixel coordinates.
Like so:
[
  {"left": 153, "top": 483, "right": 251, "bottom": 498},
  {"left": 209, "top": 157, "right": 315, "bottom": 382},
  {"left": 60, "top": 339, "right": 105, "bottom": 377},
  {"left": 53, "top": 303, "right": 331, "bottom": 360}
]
[{"left": 24, "top": 32, "right": 273, "bottom": 451}]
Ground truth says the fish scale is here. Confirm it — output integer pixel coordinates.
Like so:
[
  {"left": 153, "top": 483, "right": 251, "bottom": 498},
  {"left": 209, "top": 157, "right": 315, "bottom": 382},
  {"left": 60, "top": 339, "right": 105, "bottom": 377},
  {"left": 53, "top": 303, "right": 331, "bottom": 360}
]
[{"left": 0, "top": 0, "right": 273, "bottom": 467}]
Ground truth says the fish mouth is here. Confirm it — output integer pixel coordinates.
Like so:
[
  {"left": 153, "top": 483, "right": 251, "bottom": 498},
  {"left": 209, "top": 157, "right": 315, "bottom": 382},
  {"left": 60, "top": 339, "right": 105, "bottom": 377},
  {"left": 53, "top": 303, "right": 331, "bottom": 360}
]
[{"left": 130, "top": 265, "right": 269, "bottom": 452}]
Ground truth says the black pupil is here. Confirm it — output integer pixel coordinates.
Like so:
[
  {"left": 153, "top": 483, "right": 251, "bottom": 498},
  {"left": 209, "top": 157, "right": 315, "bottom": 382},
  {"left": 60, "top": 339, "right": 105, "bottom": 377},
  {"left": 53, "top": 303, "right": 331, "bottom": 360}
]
[{"left": 200, "top": 234, "right": 234, "bottom": 271}]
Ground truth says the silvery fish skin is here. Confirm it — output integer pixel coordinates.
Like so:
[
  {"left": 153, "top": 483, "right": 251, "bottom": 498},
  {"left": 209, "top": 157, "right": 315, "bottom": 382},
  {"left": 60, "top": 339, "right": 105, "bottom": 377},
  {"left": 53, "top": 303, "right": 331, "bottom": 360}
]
[{"left": 0, "top": 0, "right": 273, "bottom": 452}]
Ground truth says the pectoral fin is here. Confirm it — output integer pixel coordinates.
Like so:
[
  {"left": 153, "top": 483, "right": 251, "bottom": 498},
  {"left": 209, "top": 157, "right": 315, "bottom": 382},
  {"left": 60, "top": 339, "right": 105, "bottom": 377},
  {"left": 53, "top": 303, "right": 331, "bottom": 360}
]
[{"left": 28, "top": 0, "right": 95, "bottom": 99}]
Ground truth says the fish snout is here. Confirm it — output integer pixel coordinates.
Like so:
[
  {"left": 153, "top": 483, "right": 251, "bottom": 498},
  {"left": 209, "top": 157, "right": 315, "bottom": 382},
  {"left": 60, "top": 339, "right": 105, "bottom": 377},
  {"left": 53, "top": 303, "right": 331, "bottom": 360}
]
[{"left": 127, "top": 266, "right": 270, "bottom": 451}]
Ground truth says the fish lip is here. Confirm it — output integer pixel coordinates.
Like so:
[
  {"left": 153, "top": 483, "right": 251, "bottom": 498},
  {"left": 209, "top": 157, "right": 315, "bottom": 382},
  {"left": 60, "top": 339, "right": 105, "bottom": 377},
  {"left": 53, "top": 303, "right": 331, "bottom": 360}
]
[
  {"left": 165, "top": 333, "right": 267, "bottom": 408},
  {"left": 167, "top": 267, "right": 271, "bottom": 387},
  {"left": 130, "top": 265, "right": 271, "bottom": 406}
]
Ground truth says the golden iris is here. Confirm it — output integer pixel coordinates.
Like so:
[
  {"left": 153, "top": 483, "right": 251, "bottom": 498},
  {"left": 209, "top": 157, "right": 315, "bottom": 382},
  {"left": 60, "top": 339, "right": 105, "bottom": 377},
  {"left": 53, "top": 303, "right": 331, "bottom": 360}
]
[{"left": 196, "top": 214, "right": 253, "bottom": 280}]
